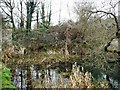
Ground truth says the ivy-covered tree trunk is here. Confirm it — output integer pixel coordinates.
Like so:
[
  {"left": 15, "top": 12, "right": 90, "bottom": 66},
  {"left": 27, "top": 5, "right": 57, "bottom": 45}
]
[
  {"left": 26, "top": 2, "right": 31, "bottom": 32},
  {"left": 26, "top": 1, "right": 38, "bottom": 32},
  {"left": 41, "top": 2, "right": 45, "bottom": 25}
]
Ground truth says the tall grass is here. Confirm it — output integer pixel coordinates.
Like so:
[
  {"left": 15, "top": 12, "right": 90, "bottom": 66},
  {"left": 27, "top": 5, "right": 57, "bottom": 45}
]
[{"left": 33, "top": 62, "right": 109, "bottom": 88}]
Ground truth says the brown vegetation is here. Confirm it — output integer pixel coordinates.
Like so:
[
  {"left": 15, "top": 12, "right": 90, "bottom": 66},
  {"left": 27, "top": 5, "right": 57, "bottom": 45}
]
[{"left": 1, "top": 46, "right": 26, "bottom": 64}]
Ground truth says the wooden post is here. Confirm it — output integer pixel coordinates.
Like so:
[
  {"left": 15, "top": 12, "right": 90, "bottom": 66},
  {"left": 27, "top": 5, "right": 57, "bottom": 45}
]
[
  {"left": 0, "top": 12, "right": 2, "bottom": 89},
  {"left": 0, "top": 13, "right": 2, "bottom": 56},
  {"left": 117, "top": 0, "right": 120, "bottom": 87}
]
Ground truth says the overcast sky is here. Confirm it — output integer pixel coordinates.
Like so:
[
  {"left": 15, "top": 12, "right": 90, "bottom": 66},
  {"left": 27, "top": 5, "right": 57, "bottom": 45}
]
[
  {"left": 0, "top": 0, "right": 119, "bottom": 27},
  {"left": 50, "top": 0, "right": 119, "bottom": 25}
]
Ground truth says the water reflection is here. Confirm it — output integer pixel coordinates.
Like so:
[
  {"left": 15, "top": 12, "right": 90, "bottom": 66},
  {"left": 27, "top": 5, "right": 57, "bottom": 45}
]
[
  {"left": 12, "top": 65, "right": 65, "bottom": 89},
  {"left": 11, "top": 64, "right": 119, "bottom": 89}
]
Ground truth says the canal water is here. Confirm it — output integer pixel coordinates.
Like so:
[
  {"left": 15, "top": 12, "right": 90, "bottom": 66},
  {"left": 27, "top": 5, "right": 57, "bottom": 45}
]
[{"left": 11, "top": 63, "right": 119, "bottom": 89}]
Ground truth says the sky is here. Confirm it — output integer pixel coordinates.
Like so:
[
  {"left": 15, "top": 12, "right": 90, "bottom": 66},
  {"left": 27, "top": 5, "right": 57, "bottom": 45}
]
[
  {"left": 49, "top": 0, "right": 119, "bottom": 25},
  {"left": 0, "top": 0, "right": 119, "bottom": 27},
  {"left": 51, "top": 0, "right": 76, "bottom": 25}
]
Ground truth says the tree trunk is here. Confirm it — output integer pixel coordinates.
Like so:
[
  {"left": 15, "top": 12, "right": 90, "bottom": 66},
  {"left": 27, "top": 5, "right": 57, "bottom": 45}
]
[
  {"left": 20, "top": 1, "right": 24, "bottom": 30},
  {"left": 64, "top": 41, "right": 69, "bottom": 55},
  {"left": 10, "top": 10, "right": 15, "bottom": 31},
  {"left": 26, "top": 1, "right": 37, "bottom": 32},
  {"left": 48, "top": 2, "right": 52, "bottom": 27},
  {"left": 36, "top": 10, "right": 39, "bottom": 29},
  {"left": 41, "top": 2, "right": 45, "bottom": 25},
  {"left": 26, "top": 2, "right": 30, "bottom": 32}
]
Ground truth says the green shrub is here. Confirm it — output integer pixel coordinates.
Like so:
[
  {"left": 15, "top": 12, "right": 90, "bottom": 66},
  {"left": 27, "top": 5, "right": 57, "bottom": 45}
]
[{"left": 0, "top": 62, "right": 15, "bottom": 88}]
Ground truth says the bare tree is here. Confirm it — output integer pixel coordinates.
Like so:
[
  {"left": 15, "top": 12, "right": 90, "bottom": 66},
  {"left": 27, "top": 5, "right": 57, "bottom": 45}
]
[
  {"left": 74, "top": 1, "right": 94, "bottom": 44},
  {"left": 58, "top": 1, "right": 62, "bottom": 25},
  {"left": 88, "top": 1, "right": 120, "bottom": 53},
  {"left": 41, "top": 2, "right": 45, "bottom": 25},
  {"left": 88, "top": 1, "right": 120, "bottom": 85},
  {"left": 48, "top": 1, "right": 52, "bottom": 27},
  {"left": 40, "top": 0, "right": 52, "bottom": 29},
  {"left": 0, "top": 0, "right": 16, "bottom": 31}
]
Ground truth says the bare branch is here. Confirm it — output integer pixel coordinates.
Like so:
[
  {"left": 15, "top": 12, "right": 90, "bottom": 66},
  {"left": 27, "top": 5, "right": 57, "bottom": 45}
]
[
  {"left": 89, "top": 10, "right": 119, "bottom": 32},
  {"left": 88, "top": 9, "right": 120, "bottom": 53},
  {"left": 109, "top": 1, "right": 119, "bottom": 9},
  {"left": 0, "top": 6, "right": 10, "bottom": 17}
]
